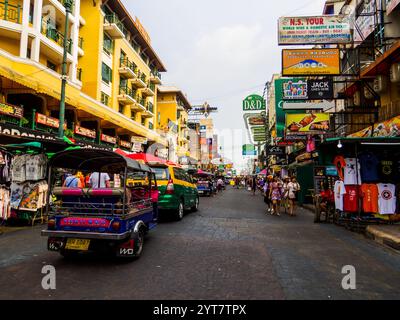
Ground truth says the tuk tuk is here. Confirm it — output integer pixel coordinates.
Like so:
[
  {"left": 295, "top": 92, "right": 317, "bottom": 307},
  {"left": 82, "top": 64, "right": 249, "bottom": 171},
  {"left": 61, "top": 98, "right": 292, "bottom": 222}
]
[
  {"left": 41, "top": 149, "right": 158, "bottom": 260},
  {"left": 192, "top": 170, "right": 213, "bottom": 197}
]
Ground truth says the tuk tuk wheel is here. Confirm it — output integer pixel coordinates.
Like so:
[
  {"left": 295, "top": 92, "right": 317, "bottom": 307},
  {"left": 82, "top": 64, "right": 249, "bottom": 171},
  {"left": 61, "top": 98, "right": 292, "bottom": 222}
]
[{"left": 133, "top": 229, "right": 145, "bottom": 258}]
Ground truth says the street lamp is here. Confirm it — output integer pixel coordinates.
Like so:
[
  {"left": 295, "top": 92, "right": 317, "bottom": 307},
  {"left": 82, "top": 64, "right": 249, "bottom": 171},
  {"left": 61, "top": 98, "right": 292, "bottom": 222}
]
[{"left": 58, "top": 0, "right": 73, "bottom": 139}]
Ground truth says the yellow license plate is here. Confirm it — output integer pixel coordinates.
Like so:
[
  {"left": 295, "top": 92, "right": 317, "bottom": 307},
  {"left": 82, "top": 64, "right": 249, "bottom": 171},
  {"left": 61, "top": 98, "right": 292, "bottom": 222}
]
[{"left": 65, "top": 239, "right": 91, "bottom": 251}]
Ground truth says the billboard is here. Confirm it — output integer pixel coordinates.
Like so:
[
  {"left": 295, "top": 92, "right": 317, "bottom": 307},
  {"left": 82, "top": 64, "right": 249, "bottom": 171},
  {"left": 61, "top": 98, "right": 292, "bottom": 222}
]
[
  {"left": 243, "top": 95, "right": 266, "bottom": 112},
  {"left": 283, "top": 78, "right": 333, "bottom": 101},
  {"left": 286, "top": 113, "right": 330, "bottom": 137},
  {"left": 307, "top": 79, "right": 334, "bottom": 100},
  {"left": 354, "top": 0, "right": 376, "bottom": 45},
  {"left": 282, "top": 49, "right": 340, "bottom": 76},
  {"left": 278, "top": 16, "right": 352, "bottom": 45},
  {"left": 243, "top": 144, "right": 257, "bottom": 156}
]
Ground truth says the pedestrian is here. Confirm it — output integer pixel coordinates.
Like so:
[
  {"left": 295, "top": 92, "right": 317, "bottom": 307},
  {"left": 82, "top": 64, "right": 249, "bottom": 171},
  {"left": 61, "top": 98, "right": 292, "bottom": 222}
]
[
  {"left": 88, "top": 172, "right": 111, "bottom": 189},
  {"left": 217, "top": 177, "right": 224, "bottom": 193},
  {"left": 269, "top": 176, "right": 282, "bottom": 216},
  {"left": 282, "top": 176, "right": 290, "bottom": 214},
  {"left": 287, "top": 177, "right": 301, "bottom": 216},
  {"left": 63, "top": 170, "right": 83, "bottom": 188},
  {"left": 252, "top": 175, "right": 257, "bottom": 195},
  {"left": 264, "top": 176, "right": 273, "bottom": 213}
]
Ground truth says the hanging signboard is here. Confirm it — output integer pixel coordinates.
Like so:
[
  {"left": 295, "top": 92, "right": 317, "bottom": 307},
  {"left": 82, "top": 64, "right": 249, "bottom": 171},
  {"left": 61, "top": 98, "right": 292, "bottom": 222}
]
[
  {"left": 348, "top": 114, "right": 400, "bottom": 138},
  {"left": 308, "top": 79, "right": 334, "bottom": 100},
  {"left": 283, "top": 100, "right": 335, "bottom": 110},
  {"left": 242, "top": 144, "right": 257, "bottom": 156},
  {"left": 243, "top": 95, "right": 266, "bottom": 112},
  {"left": 278, "top": 16, "right": 352, "bottom": 45},
  {"left": 354, "top": 0, "right": 376, "bottom": 45},
  {"left": 282, "top": 49, "right": 340, "bottom": 76},
  {"left": 266, "top": 146, "right": 286, "bottom": 156},
  {"left": 283, "top": 79, "right": 333, "bottom": 101},
  {"left": 119, "top": 140, "right": 132, "bottom": 149},
  {"left": 36, "top": 113, "right": 66, "bottom": 129},
  {"left": 74, "top": 125, "right": 96, "bottom": 139},
  {"left": 101, "top": 134, "right": 117, "bottom": 145},
  {"left": 286, "top": 113, "right": 331, "bottom": 137},
  {"left": 386, "top": 0, "right": 400, "bottom": 15},
  {"left": 0, "top": 102, "right": 23, "bottom": 118},
  {"left": 283, "top": 79, "right": 308, "bottom": 100},
  {"left": 248, "top": 115, "right": 265, "bottom": 126},
  {"left": 131, "top": 136, "right": 148, "bottom": 144}
]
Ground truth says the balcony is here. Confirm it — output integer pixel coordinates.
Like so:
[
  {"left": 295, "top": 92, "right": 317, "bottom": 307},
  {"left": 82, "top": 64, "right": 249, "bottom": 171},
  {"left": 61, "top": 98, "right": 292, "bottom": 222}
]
[
  {"left": 142, "top": 102, "right": 154, "bottom": 118},
  {"left": 141, "top": 82, "right": 155, "bottom": 97},
  {"left": 131, "top": 96, "right": 146, "bottom": 112},
  {"left": 118, "top": 86, "right": 136, "bottom": 105},
  {"left": 41, "top": 22, "right": 72, "bottom": 54},
  {"left": 131, "top": 71, "right": 146, "bottom": 89},
  {"left": 177, "top": 102, "right": 185, "bottom": 111},
  {"left": 77, "top": 68, "right": 82, "bottom": 81},
  {"left": 77, "top": 36, "right": 84, "bottom": 56},
  {"left": 0, "top": 0, "right": 22, "bottom": 24},
  {"left": 103, "top": 13, "right": 125, "bottom": 39},
  {"left": 150, "top": 70, "right": 162, "bottom": 84},
  {"left": 119, "top": 58, "right": 137, "bottom": 79}
]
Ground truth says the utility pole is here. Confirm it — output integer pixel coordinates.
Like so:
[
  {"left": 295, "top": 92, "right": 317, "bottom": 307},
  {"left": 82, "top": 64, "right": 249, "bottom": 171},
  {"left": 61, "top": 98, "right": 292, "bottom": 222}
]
[{"left": 58, "top": 0, "right": 73, "bottom": 139}]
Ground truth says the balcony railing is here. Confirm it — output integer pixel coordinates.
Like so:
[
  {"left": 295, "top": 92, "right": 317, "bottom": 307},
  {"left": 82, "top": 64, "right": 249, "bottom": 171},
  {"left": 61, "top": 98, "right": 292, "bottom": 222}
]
[
  {"left": 148, "top": 82, "right": 155, "bottom": 92},
  {"left": 151, "top": 70, "right": 161, "bottom": 80},
  {"left": 104, "top": 13, "right": 126, "bottom": 36},
  {"left": 0, "top": 0, "right": 22, "bottom": 24},
  {"left": 119, "top": 86, "right": 136, "bottom": 99},
  {"left": 78, "top": 37, "right": 84, "bottom": 50},
  {"left": 120, "top": 57, "right": 137, "bottom": 73},
  {"left": 136, "top": 96, "right": 146, "bottom": 107},
  {"left": 77, "top": 68, "right": 82, "bottom": 81},
  {"left": 41, "top": 21, "right": 72, "bottom": 54}
]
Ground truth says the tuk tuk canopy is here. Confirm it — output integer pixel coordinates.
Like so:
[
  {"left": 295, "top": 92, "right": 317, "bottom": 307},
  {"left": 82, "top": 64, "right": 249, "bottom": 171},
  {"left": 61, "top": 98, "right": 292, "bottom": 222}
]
[{"left": 49, "top": 149, "right": 152, "bottom": 174}]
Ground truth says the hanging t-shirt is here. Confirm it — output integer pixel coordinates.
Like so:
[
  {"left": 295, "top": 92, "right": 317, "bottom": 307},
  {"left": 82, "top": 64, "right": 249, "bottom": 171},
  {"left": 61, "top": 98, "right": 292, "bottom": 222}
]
[
  {"left": 344, "top": 158, "right": 362, "bottom": 185},
  {"left": 360, "top": 184, "right": 379, "bottom": 214},
  {"left": 396, "top": 184, "right": 400, "bottom": 214},
  {"left": 334, "top": 180, "right": 346, "bottom": 211},
  {"left": 11, "top": 155, "right": 27, "bottom": 183},
  {"left": 379, "top": 155, "right": 394, "bottom": 182},
  {"left": 343, "top": 185, "right": 359, "bottom": 213},
  {"left": 377, "top": 183, "right": 396, "bottom": 215},
  {"left": 333, "top": 155, "right": 346, "bottom": 181},
  {"left": 358, "top": 152, "right": 379, "bottom": 183}
]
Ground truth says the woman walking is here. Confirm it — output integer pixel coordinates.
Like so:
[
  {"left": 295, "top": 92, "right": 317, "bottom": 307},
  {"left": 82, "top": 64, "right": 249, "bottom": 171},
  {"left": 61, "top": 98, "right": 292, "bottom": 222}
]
[
  {"left": 281, "top": 176, "right": 290, "bottom": 214},
  {"left": 287, "top": 177, "right": 301, "bottom": 216},
  {"left": 264, "top": 176, "right": 273, "bottom": 214},
  {"left": 269, "top": 176, "right": 282, "bottom": 216}
]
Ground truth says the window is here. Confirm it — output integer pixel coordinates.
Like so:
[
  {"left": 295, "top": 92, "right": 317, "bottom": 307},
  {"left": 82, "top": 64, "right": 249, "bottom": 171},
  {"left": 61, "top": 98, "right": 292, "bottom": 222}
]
[
  {"left": 27, "top": 48, "right": 31, "bottom": 59},
  {"left": 103, "top": 33, "right": 113, "bottom": 54},
  {"left": 47, "top": 61, "right": 57, "bottom": 71},
  {"left": 102, "top": 63, "right": 112, "bottom": 84},
  {"left": 157, "top": 112, "right": 161, "bottom": 125},
  {"left": 149, "top": 122, "right": 154, "bottom": 130},
  {"left": 141, "top": 117, "right": 146, "bottom": 126},
  {"left": 119, "top": 104, "right": 124, "bottom": 114},
  {"left": 101, "top": 92, "right": 110, "bottom": 106},
  {"left": 131, "top": 112, "right": 136, "bottom": 121}
]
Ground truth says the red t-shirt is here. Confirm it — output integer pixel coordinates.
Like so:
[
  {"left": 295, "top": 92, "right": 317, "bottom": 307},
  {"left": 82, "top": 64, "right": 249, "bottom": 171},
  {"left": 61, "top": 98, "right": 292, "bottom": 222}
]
[
  {"left": 333, "top": 155, "right": 346, "bottom": 181},
  {"left": 344, "top": 185, "right": 360, "bottom": 213}
]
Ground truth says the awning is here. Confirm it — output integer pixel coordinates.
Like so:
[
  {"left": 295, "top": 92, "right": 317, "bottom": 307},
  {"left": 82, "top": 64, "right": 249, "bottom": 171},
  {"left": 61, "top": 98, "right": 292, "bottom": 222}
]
[{"left": 361, "top": 40, "right": 400, "bottom": 78}]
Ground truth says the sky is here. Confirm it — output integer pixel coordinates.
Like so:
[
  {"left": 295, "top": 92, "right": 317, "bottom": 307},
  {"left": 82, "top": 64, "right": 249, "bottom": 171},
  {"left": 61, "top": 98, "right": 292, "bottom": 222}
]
[{"left": 122, "top": 0, "right": 327, "bottom": 170}]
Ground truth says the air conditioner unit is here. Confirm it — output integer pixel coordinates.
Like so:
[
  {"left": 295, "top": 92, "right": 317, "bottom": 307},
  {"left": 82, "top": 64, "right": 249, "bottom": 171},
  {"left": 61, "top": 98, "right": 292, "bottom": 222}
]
[
  {"left": 353, "top": 91, "right": 361, "bottom": 106},
  {"left": 390, "top": 63, "right": 400, "bottom": 83},
  {"left": 373, "top": 75, "right": 387, "bottom": 93}
]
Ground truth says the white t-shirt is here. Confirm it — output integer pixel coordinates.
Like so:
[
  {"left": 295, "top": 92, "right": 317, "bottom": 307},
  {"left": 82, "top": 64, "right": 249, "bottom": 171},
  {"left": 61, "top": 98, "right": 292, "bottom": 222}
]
[
  {"left": 344, "top": 158, "right": 362, "bottom": 185},
  {"left": 287, "top": 182, "right": 300, "bottom": 199},
  {"left": 377, "top": 183, "right": 396, "bottom": 215},
  {"left": 334, "top": 181, "right": 347, "bottom": 211},
  {"left": 89, "top": 172, "right": 111, "bottom": 189}
]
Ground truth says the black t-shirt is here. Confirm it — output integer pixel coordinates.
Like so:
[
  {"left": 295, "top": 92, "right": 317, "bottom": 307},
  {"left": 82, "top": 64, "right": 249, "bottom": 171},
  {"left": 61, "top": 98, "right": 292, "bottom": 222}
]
[{"left": 379, "top": 154, "right": 394, "bottom": 182}]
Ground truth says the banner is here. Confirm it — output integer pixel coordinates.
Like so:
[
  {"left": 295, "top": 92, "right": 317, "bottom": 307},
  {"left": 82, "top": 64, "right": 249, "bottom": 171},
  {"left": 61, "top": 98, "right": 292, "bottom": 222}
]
[
  {"left": 0, "top": 102, "right": 23, "bottom": 118},
  {"left": 278, "top": 16, "right": 352, "bottom": 45},
  {"left": 36, "top": 113, "right": 66, "bottom": 129},
  {"left": 242, "top": 144, "right": 257, "bottom": 156},
  {"left": 266, "top": 146, "right": 286, "bottom": 156},
  {"left": 308, "top": 79, "right": 334, "bottom": 100},
  {"left": 131, "top": 136, "right": 148, "bottom": 144},
  {"left": 286, "top": 113, "right": 330, "bottom": 137},
  {"left": 101, "top": 134, "right": 117, "bottom": 144},
  {"left": 248, "top": 115, "right": 265, "bottom": 126},
  {"left": 386, "top": 0, "right": 400, "bottom": 15},
  {"left": 74, "top": 125, "right": 96, "bottom": 139},
  {"left": 119, "top": 140, "right": 132, "bottom": 149},
  {"left": 348, "top": 114, "right": 400, "bottom": 138},
  {"left": 282, "top": 49, "right": 340, "bottom": 76},
  {"left": 283, "top": 79, "right": 308, "bottom": 100}
]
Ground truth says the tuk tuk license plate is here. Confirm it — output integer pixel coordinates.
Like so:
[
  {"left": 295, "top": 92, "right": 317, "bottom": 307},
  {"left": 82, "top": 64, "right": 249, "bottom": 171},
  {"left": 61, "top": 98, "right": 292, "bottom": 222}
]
[{"left": 65, "top": 239, "right": 91, "bottom": 251}]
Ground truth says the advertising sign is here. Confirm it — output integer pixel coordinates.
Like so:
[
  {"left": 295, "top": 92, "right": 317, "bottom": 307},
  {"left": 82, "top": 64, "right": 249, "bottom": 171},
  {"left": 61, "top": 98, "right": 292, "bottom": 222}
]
[
  {"left": 131, "top": 136, "right": 148, "bottom": 144},
  {"left": 243, "top": 95, "right": 266, "bottom": 112},
  {"left": 0, "top": 102, "right": 23, "bottom": 118},
  {"left": 282, "top": 49, "right": 340, "bottom": 76},
  {"left": 286, "top": 113, "right": 330, "bottom": 137},
  {"left": 266, "top": 146, "right": 286, "bottom": 156},
  {"left": 119, "top": 140, "right": 132, "bottom": 149},
  {"left": 283, "top": 100, "right": 335, "bottom": 110},
  {"left": 386, "top": 0, "right": 400, "bottom": 15},
  {"left": 348, "top": 114, "right": 400, "bottom": 138},
  {"left": 283, "top": 79, "right": 308, "bottom": 100},
  {"left": 74, "top": 125, "right": 96, "bottom": 139},
  {"left": 36, "top": 113, "right": 66, "bottom": 129},
  {"left": 278, "top": 16, "right": 352, "bottom": 45},
  {"left": 242, "top": 144, "right": 257, "bottom": 156},
  {"left": 101, "top": 134, "right": 117, "bottom": 145},
  {"left": 354, "top": 0, "right": 376, "bottom": 44},
  {"left": 307, "top": 79, "right": 334, "bottom": 100},
  {"left": 248, "top": 115, "right": 265, "bottom": 126}
]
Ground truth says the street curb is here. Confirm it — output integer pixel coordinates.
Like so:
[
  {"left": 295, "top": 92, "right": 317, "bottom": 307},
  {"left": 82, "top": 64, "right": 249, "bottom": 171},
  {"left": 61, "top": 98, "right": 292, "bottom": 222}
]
[{"left": 365, "top": 226, "right": 400, "bottom": 251}]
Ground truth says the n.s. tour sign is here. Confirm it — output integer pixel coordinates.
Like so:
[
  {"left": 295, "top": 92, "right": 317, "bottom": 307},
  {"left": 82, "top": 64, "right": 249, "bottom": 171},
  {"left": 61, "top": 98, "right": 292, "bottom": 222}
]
[{"left": 243, "top": 95, "right": 266, "bottom": 112}]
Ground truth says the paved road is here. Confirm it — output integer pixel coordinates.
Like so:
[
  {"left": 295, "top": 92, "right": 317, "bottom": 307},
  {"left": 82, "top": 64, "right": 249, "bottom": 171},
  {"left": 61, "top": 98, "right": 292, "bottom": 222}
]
[{"left": 0, "top": 188, "right": 399, "bottom": 300}]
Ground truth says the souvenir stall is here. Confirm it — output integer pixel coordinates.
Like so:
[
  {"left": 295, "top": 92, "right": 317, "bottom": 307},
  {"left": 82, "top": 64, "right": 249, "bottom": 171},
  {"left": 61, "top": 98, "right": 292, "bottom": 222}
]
[
  {"left": 317, "top": 137, "right": 400, "bottom": 230},
  {"left": 0, "top": 143, "right": 50, "bottom": 225}
]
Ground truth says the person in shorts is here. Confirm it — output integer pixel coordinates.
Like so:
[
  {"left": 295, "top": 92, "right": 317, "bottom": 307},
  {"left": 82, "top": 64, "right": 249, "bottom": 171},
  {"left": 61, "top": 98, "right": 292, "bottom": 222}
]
[{"left": 269, "top": 176, "right": 282, "bottom": 216}]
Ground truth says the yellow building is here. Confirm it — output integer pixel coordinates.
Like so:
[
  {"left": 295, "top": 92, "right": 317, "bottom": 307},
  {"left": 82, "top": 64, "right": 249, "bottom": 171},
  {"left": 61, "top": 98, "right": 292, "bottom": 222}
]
[
  {"left": 0, "top": 0, "right": 167, "bottom": 150},
  {"left": 157, "top": 86, "right": 191, "bottom": 162}
]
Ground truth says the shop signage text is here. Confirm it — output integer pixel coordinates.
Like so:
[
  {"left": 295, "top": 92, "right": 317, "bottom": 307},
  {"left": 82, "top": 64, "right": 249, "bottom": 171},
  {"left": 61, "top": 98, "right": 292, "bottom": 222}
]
[
  {"left": 119, "top": 140, "right": 132, "bottom": 149},
  {"left": 243, "top": 95, "right": 266, "bottom": 111},
  {"left": 278, "top": 16, "right": 352, "bottom": 45},
  {"left": 36, "top": 113, "right": 66, "bottom": 129},
  {"left": 266, "top": 146, "right": 286, "bottom": 156},
  {"left": 101, "top": 134, "right": 117, "bottom": 145},
  {"left": 282, "top": 49, "right": 340, "bottom": 76},
  {"left": 0, "top": 122, "right": 58, "bottom": 142},
  {"left": 131, "top": 136, "right": 148, "bottom": 144},
  {"left": 286, "top": 113, "right": 331, "bottom": 136},
  {"left": 0, "top": 102, "right": 23, "bottom": 118},
  {"left": 74, "top": 125, "right": 96, "bottom": 139}
]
